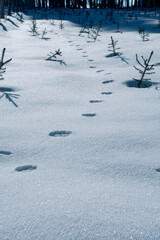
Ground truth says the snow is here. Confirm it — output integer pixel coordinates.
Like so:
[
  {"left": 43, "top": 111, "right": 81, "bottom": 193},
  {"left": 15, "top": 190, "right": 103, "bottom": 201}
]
[{"left": 0, "top": 8, "right": 160, "bottom": 240}]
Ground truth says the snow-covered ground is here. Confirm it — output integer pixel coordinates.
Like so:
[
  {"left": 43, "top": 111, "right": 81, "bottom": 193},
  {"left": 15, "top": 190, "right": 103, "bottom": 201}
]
[{"left": 0, "top": 9, "right": 160, "bottom": 240}]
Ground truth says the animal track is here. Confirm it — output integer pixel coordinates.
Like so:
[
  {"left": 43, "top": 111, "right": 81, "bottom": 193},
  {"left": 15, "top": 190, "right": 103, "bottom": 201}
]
[
  {"left": 77, "top": 48, "right": 83, "bottom": 51},
  {"left": 155, "top": 168, "right": 160, "bottom": 172},
  {"left": 82, "top": 113, "right": 96, "bottom": 117},
  {"left": 89, "top": 66, "right": 96, "bottom": 69},
  {"left": 96, "top": 70, "right": 104, "bottom": 73},
  {"left": 102, "top": 80, "right": 114, "bottom": 84},
  {"left": 104, "top": 73, "right": 111, "bottom": 76},
  {"left": 15, "top": 165, "right": 37, "bottom": 172},
  {"left": 49, "top": 130, "right": 72, "bottom": 137},
  {"left": 89, "top": 100, "right": 104, "bottom": 103},
  {"left": 101, "top": 92, "right": 113, "bottom": 95},
  {"left": 0, "top": 151, "right": 12, "bottom": 155},
  {"left": 82, "top": 55, "right": 88, "bottom": 58},
  {"left": 88, "top": 59, "right": 94, "bottom": 62}
]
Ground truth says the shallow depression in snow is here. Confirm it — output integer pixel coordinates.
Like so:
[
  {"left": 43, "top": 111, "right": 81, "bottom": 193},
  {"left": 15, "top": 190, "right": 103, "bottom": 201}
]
[
  {"left": 49, "top": 130, "right": 72, "bottom": 137},
  {"left": 15, "top": 165, "right": 37, "bottom": 172}
]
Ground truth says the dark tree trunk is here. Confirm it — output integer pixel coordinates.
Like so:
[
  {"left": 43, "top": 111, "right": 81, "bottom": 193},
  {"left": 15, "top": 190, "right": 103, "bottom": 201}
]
[
  {"left": 38, "top": 0, "right": 41, "bottom": 8},
  {"left": 66, "top": 0, "right": 70, "bottom": 8},
  {"left": 0, "top": 0, "right": 4, "bottom": 18},
  {"left": 90, "top": 0, "right": 92, "bottom": 8},
  {"left": 8, "top": 0, "right": 12, "bottom": 15},
  {"left": 83, "top": 0, "right": 86, "bottom": 8},
  {"left": 42, "top": 0, "right": 45, "bottom": 8}
]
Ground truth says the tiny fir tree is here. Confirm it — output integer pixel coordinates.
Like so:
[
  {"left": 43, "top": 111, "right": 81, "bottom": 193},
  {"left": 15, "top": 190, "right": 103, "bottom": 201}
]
[
  {"left": 158, "top": 13, "right": 160, "bottom": 28},
  {"left": 79, "top": 26, "right": 90, "bottom": 37},
  {"left": 59, "top": 21, "right": 64, "bottom": 30},
  {"left": 91, "top": 21, "right": 103, "bottom": 42},
  {"left": 41, "top": 28, "right": 47, "bottom": 39},
  {"left": 46, "top": 49, "right": 62, "bottom": 61},
  {"left": 0, "top": 49, "right": 18, "bottom": 107},
  {"left": 89, "top": 19, "right": 94, "bottom": 29},
  {"left": 133, "top": 51, "right": 159, "bottom": 88},
  {"left": 116, "top": 23, "right": 120, "bottom": 32},
  {"left": 108, "top": 36, "right": 120, "bottom": 56},
  {"left": 30, "top": 20, "right": 38, "bottom": 36},
  {"left": 19, "top": 13, "right": 24, "bottom": 23},
  {"left": 0, "top": 48, "right": 12, "bottom": 80},
  {"left": 50, "top": 19, "right": 55, "bottom": 25},
  {"left": 138, "top": 28, "right": 150, "bottom": 41}
]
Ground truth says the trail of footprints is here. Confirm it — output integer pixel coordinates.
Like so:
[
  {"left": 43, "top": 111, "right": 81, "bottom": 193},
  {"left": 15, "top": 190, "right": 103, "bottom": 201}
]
[
  {"left": 2, "top": 35, "right": 115, "bottom": 172},
  {"left": 4, "top": 33, "right": 159, "bottom": 174}
]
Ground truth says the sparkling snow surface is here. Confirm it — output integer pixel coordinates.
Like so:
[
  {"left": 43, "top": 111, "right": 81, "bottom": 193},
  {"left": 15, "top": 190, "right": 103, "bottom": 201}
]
[{"left": 0, "top": 9, "right": 160, "bottom": 240}]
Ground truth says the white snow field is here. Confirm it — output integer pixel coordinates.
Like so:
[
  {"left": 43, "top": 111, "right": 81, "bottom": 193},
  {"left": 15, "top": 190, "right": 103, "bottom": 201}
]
[{"left": 0, "top": 8, "right": 160, "bottom": 240}]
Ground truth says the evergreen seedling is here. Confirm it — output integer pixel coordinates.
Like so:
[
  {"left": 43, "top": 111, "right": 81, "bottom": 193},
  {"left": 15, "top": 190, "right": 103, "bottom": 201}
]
[
  {"left": 133, "top": 51, "right": 159, "bottom": 88},
  {"left": 50, "top": 19, "right": 55, "bottom": 25},
  {"left": 91, "top": 21, "right": 103, "bottom": 42},
  {"left": 138, "top": 28, "right": 149, "bottom": 41},
  {"left": 108, "top": 36, "right": 121, "bottom": 56},
  {"left": 59, "top": 21, "right": 64, "bottom": 30},
  {"left": 19, "top": 14, "right": 24, "bottom": 23},
  {"left": 116, "top": 23, "right": 121, "bottom": 32},
  {"left": 46, "top": 49, "right": 62, "bottom": 61},
  {"left": 30, "top": 20, "right": 38, "bottom": 36},
  {"left": 79, "top": 26, "right": 90, "bottom": 37},
  {"left": 89, "top": 19, "right": 94, "bottom": 29},
  {"left": 0, "top": 48, "right": 12, "bottom": 80},
  {"left": 158, "top": 13, "right": 160, "bottom": 28},
  {"left": 41, "top": 28, "right": 47, "bottom": 39}
]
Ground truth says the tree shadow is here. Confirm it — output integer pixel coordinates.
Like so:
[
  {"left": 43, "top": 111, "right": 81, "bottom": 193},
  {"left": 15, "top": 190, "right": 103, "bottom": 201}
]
[
  {"left": 0, "top": 87, "right": 20, "bottom": 107},
  {"left": 42, "top": 37, "right": 51, "bottom": 40},
  {"left": 6, "top": 18, "right": 19, "bottom": 27},
  {"left": 0, "top": 23, "right": 7, "bottom": 31},
  {"left": 47, "top": 59, "right": 67, "bottom": 66},
  {"left": 123, "top": 80, "right": 160, "bottom": 88},
  {"left": 106, "top": 52, "right": 129, "bottom": 64},
  {"left": 117, "top": 53, "right": 130, "bottom": 64}
]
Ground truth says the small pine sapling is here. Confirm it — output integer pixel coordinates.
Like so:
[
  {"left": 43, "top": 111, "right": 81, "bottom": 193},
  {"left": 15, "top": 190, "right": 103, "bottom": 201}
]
[
  {"left": 50, "top": 19, "right": 55, "bottom": 25},
  {"left": 91, "top": 21, "right": 103, "bottom": 42},
  {"left": 133, "top": 51, "right": 160, "bottom": 88},
  {"left": 59, "top": 21, "right": 64, "bottom": 30},
  {"left": 89, "top": 19, "right": 94, "bottom": 29},
  {"left": 30, "top": 20, "right": 38, "bottom": 36},
  {"left": 108, "top": 36, "right": 121, "bottom": 56},
  {"left": 46, "top": 49, "right": 62, "bottom": 61},
  {"left": 43, "top": 13, "right": 49, "bottom": 20},
  {"left": 0, "top": 49, "right": 18, "bottom": 106},
  {"left": 79, "top": 26, "right": 90, "bottom": 37},
  {"left": 116, "top": 23, "right": 121, "bottom": 32},
  {"left": 154, "top": 11, "right": 157, "bottom": 19},
  {"left": 0, "top": 48, "right": 12, "bottom": 80},
  {"left": 41, "top": 28, "right": 47, "bottom": 39},
  {"left": 19, "top": 14, "right": 24, "bottom": 23},
  {"left": 138, "top": 28, "right": 150, "bottom": 41},
  {"left": 86, "top": 11, "right": 90, "bottom": 21},
  {"left": 158, "top": 13, "right": 160, "bottom": 28}
]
